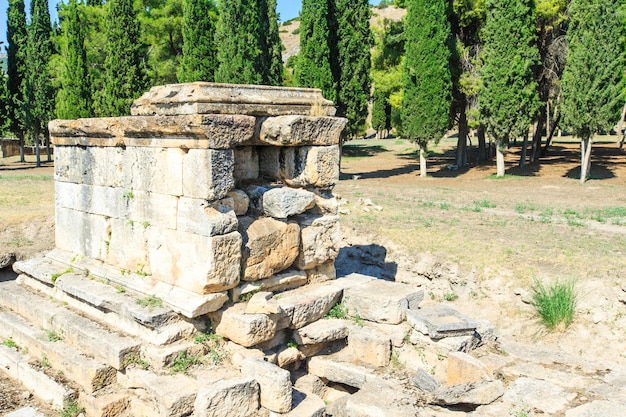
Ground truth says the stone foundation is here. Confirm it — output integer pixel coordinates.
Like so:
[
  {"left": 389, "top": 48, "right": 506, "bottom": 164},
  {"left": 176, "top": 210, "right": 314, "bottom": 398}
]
[{"left": 49, "top": 83, "right": 347, "bottom": 315}]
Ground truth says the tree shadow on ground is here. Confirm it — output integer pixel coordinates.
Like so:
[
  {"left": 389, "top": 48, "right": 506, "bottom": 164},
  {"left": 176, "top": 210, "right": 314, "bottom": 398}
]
[
  {"left": 342, "top": 144, "right": 387, "bottom": 158},
  {"left": 0, "top": 161, "right": 53, "bottom": 172},
  {"left": 339, "top": 163, "right": 421, "bottom": 180},
  {"left": 335, "top": 244, "right": 398, "bottom": 281}
]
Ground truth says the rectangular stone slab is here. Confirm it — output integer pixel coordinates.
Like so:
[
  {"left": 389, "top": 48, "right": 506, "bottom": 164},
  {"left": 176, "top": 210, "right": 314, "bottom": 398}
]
[
  {"left": 407, "top": 305, "right": 478, "bottom": 340},
  {"left": 130, "top": 82, "right": 336, "bottom": 117}
]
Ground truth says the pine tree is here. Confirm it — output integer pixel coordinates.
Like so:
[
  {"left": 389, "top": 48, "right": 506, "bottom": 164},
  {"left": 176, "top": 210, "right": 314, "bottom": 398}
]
[
  {"left": 296, "top": 0, "right": 337, "bottom": 103},
  {"left": 178, "top": 0, "right": 217, "bottom": 83},
  {"left": 561, "top": 0, "right": 625, "bottom": 183},
  {"left": 56, "top": 0, "right": 92, "bottom": 119},
  {"left": 258, "top": 0, "right": 283, "bottom": 85},
  {"left": 6, "top": 0, "right": 28, "bottom": 161},
  {"left": 214, "top": 0, "right": 263, "bottom": 85},
  {"left": 401, "top": 0, "right": 453, "bottom": 177},
  {"left": 23, "top": 0, "right": 53, "bottom": 167},
  {"left": 99, "top": 0, "right": 146, "bottom": 116},
  {"left": 480, "top": 0, "right": 539, "bottom": 177},
  {"left": 336, "top": 0, "right": 372, "bottom": 138}
]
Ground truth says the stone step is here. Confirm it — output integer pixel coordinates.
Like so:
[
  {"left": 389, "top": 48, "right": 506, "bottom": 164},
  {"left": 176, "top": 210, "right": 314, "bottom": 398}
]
[
  {"left": 79, "top": 389, "right": 133, "bottom": 417},
  {"left": 0, "top": 280, "right": 140, "bottom": 370},
  {"left": 14, "top": 256, "right": 196, "bottom": 346},
  {"left": 0, "top": 310, "right": 116, "bottom": 393},
  {"left": 44, "top": 249, "right": 229, "bottom": 318},
  {"left": 0, "top": 345, "right": 75, "bottom": 409}
]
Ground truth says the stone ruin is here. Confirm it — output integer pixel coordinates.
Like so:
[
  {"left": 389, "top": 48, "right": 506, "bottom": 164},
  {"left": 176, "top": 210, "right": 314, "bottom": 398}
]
[{"left": 49, "top": 82, "right": 346, "bottom": 317}]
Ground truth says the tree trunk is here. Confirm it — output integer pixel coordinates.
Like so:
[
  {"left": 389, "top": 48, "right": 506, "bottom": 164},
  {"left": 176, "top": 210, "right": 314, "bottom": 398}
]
[
  {"left": 542, "top": 113, "right": 561, "bottom": 156},
  {"left": 520, "top": 131, "right": 529, "bottom": 168},
  {"left": 617, "top": 101, "right": 626, "bottom": 149},
  {"left": 496, "top": 138, "right": 505, "bottom": 177},
  {"left": 35, "top": 134, "right": 41, "bottom": 168},
  {"left": 477, "top": 125, "right": 487, "bottom": 162},
  {"left": 419, "top": 143, "right": 427, "bottom": 177},
  {"left": 18, "top": 133, "right": 25, "bottom": 163},
  {"left": 530, "top": 106, "right": 546, "bottom": 162},
  {"left": 546, "top": 99, "right": 551, "bottom": 137},
  {"left": 580, "top": 136, "right": 592, "bottom": 183},
  {"left": 46, "top": 135, "right": 51, "bottom": 162},
  {"left": 456, "top": 107, "right": 468, "bottom": 167}
]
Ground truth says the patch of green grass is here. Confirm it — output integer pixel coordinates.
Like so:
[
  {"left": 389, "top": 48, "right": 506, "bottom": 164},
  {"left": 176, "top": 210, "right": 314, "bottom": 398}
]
[
  {"left": 136, "top": 296, "right": 163, "bottom": 309},
  {"left": 60, "top": 398, "right": 84, "bottom": 417},
  {"left": 116, "top": 285, "right": 125, "bottom": 293},
  {"left": 0, "top": 174, "right": 53, "bottom": 181},
  {"left": 2, "top": 338, "right": 17, "bottom": 348},
  {"left": 439, "top": 202, "right": 450, "bottom": 210},
  {"left": 170, "top": 351, "right": 202, "bottom": 374},
  {"left": 239, "top": 290, "right": 259, "bottom": 302},
  {"left": 325, "top": 301, "right": 348, "bottom": 319},
  {"left": 41, "top": 354, "right": 50, "bottom": 368},
  {"left": 474, "top": 200, "right": 496, "bottom": 209},
  {"left": 287, "top": 339, "right": 298, "bottom": 349},
  {"left": 443, "top": 292, "right": 459, "bottom": 302},
  {"left": 515, "top": 203, "right": 535, "bottom": 214},
  {"left": 51, "top": 267, "right": 73, "bottom": 284},
  {"left": 47, "top": 329, "right": 62, "bottom": 342},
  {"left": 122, "top": 351, "right": 150, "bottom": 369},
  {"left": 531, "top": 279, "right": 577, "bottom": 330}
]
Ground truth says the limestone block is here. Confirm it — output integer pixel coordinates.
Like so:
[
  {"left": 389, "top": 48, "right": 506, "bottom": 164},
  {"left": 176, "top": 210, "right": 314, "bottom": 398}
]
[
  {"left": 227, "top": 189, "right": 250, "bottom": 216},
  {"left": 234, "top": 147, "right": 259, "bottom": 182},
  {"left": 307, "top": 356, "right": 376, "bottom": 389},
  {"left": 239, "top": 217, "right": 300, "bottom": 281},
  {"left": 259, "top": 115, "right": 346, "bottom": 146},
  {"left": 54, "top": 145, "right": 91, "bottom": 184},
  {"left": 55, "top": 207, "right": 109, "bottom": 260},
  {"left": 231, "top": 270, "right": 307, "bottom": 301},
  {"left": 241, "top": 357, "right": 293, "bottom": 413},
  {"left": 149, "top": 229, "right": 241, "bottom": 294},
  {"left": 259, "top": 146, "right": 340, "bottom": 188},
  {"left": 433, "top": 380, "right": 505, "bottom": 407},
  {"left": 106, "top": 218, "right": 150, "bottom": 274},
  {"left": 502, "top": 377, "right": 575, "bottom": 414},
  {"left": 55, "top": 181, "right": 86, "bottom": 212},
  {"left": 296, "top": 215, "right": 340, "bottom": 270},
  {"left": 87, "top": 185, "right": 125, "bottom": 219},
  {"left": 341, "top": 378, "right": 422, "bottom": 417},
  {"left": 310, "top": 189, "right": 339, "bottom": 215},
  {"left": 194, "top": 377, "right": 259, "bottom": 417},
  {"left": 213, "top": 303, "right": 278, "bottom": 347},
  {"left": 305, "top": 261, "right": 336, "bottom": 284},
  {"left": 348, "top": 326, "right": 391, "bottom": 368},
  {"left": 245, "top": 292, "right": 283, "bottom": 315},
  {"left": 182, "top": 148, "right": 234, "bottom": 200},
  {"left": 121, "top": 147, "right": 160, "bottom": 193},
  {"left": 124, "top": 190, "right": 179, "bottom": 230},
  {"left": 243, "top": 184, "right": 269, "bottom": 215},
  {"left": 412, "top": 368, "right": 441, "bottom": 393},
  {"left": 276, "top": 346, "right": 305, "bottom": 368},
  {"left": 274, "top": 282, "right": 342, "bottom": 329},
  {"left": 343, "top": 280, "right": 423, "bottom": 325},
  {"left": 293, "top": 319, "right": 349, "bottom": 345},
  {"left": 406, "top": 305, "right": 478, "bottom": 340},
  {"left": 262, "top": 187, "right": 316, "bottom": 219},
  {"left": 447, "top": 351, "right": 491, "bottom": 385},
  {"left": 86, "top": 146, "right": 125, "bottom": 188},
  {"left": 177, "top": 197, "right": 238, "bottom": 237}
]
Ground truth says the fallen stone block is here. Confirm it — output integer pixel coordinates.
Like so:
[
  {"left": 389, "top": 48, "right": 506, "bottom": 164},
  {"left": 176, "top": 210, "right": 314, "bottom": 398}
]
[
  {"left": 231, "top": 270, "right": 307, "bottom": 302},
  {"left": 79, "top": 390, "right": 132, "bottom": 417},
  {"left": 194, "top": 377, "right": 260, "bottom": 417},
  {"left": 447, "top": 351, "right": 491, "bottom": 385},
  {"left": 343, "top": 279, "right": 423, "bottom": 324},
  {"left": 213, "top": 303, "right": 278, "bottom": 347},
  {"left": 307, "top": 355, "right": 376, "bottom": 389},
  {"left": 276, "top": 346, "right": 306, "bottom": 368},
  {"left": 503, "top": 377, "right": 576, "bottom": 415},
  {"left": 293, "top": 318, "right": 349, "bottom": 345},
  {"left": 335, "top": 378, "right": 422, "bottom": 417},
  {"left": 263, "top": 187, "right": 316, "bottom": 219},
  {"left": 347, "top": 326, "right": 391, "bottom": 368},
  {"left": 305, "top": 261, "right": 337, "bottom": 284},
  {"left": 242, "top": 357, "right": 292, "bottom": 413},
  {"left": 407, "top": 305, "right": 478, "bottom": 340},
  {"left": 245, "top": 291, "right": 283, "bottom": 315},
  {"left": 411, "top": 368, "right": 441, "bottom": 393},
  {"left": 432, "top": 380, "right": 504, "bottom": 407},
  {"left": 565, "top": 400, "right": 626, "bottom": 417},
  {"left": 272, "top": 389, "right": 326, "bottom": 417},
  {"left": 274, "top": 282, "right": 342, "bottom": 329}
]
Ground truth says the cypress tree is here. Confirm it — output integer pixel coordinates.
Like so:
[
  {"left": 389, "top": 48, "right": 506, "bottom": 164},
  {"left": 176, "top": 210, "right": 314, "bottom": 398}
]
[
  {"left": 296, "top": 0, "right": 337, "bottom": 103},
  {"left": 23, "top": 0, "right": 53, "bottom": 167},
  {"left": 371, "top": 87, "right": 391, "bottom": 139},
  {"left": 6, "top": 0, "right": 27, "bottom": 161},
  {"left": 57, "top": 0, "right": 92, "bottom": 119},
  {"left": 336, "top": 0, "right": 372, "bottom": 138},
  {"left": 99, "top": 0, "right": 146, "bottom": 116},
  {"left": 480, "top": 0, "right": 539, "bottom": 177},
  {"left": 214, "top": 0, "right": 263, "bottom": 85},
  {"left": 178, "top": 0, "right": 217, "bottom": 83},
  {"left": 561, "top": 0, "right": 625, "bottom": 183},
  {"left": 401, "top": 0, "right": 452, "bottom": 177},
  {"left": 258, "top": 0, "right": 284, "bottom": 86}
]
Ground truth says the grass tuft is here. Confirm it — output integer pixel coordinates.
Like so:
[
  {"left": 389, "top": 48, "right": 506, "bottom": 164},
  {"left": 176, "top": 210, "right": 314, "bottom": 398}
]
[{"left": 531, "top": 279, "right": 577, "bottom": 330}]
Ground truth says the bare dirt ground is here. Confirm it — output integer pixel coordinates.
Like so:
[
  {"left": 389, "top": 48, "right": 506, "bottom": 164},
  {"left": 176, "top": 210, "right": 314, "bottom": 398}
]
[{"left": 337, "top": 135, "right": 626, "bottom": 366}]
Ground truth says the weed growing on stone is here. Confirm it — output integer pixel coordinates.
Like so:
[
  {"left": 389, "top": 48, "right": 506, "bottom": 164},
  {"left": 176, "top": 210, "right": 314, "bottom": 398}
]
[
  {"left": 443, "top": 292, "right": 459, "bottom": 302},
  {"left": 287, "top": 339, "right": 299, "bottom": 349},
  {"left": 41, "top": 354, "right": 50, "bottom": 368},
  {"left": 2, "top": 338, "right": 17, "bottom": 349},
  {"left": 325, "top": 301, "right": 349, "bottom": 319},
  {"left": 116, "top": 285, "right": 125, "bottom": 293},
  {"left": 47, "top": 329, "right": 62, "bottom": 342},
  {"left": 122, "top": 352, "right": 150, "bottom": 370},
  {"left": 51, "top": 267, "right": 73, "bottom": 284},
  {"left": 239, "top": 290, "right": 260, "bottom": 302},
  {"left": 136, "top": 296, "right": 163, "bottom": 309},
  {"left": 60, "top": 398, "right": 84, "bottom": 417},
  {"left": 532, "top": 279, "right": 577, "bottom": 330},
  {"left": 170, "top": 351, "right": 202, "bottom": 374}
]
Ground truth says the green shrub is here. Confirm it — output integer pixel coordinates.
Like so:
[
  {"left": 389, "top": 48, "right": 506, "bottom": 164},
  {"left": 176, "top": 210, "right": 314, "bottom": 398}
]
[{"left": 532, "top": 279, "right": 577, "bottom": 330}]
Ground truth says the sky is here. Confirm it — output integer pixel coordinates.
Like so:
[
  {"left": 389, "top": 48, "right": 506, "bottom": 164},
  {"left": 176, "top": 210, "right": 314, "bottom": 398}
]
[{"left": 0, "top": 0, "right": 382, "bottom": 49}]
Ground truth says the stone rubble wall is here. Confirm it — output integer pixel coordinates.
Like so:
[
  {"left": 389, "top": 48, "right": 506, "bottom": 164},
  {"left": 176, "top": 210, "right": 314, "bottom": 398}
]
[{"left": 49, "top": 83, "right": 347, "bottom": 304}]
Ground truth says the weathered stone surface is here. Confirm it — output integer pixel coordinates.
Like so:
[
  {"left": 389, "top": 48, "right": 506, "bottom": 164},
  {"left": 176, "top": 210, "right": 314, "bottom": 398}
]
[
  {"left": 343, "top": 280, "right": 422, "bottom": 324},
  {"left": 263, "top": 187, "right": 316, "bottom": 219},
  {"left": 0, "top": 252, "right": 15, "bottom": 269},
  {"left": 177, "top": 197, "right": 237, "bottom": 237},
  {"left": 55, "top": 207, "right": 109, "bottom": 260},
  {"left": 276, "top": 346, "right": 305, "bottom": 368},
  {"left": 194, "top": 377, "right": 259, "bottom": 417},
  {"left": 245, "top": 291, "right": 283, "bottom": 315},
  {"left": 335, "top": 378, "right": 421, "bottom": 417},
  {"left": 348, "top": 326, "right": 391, "bottom": 367},
  {"left": 105, "top": 218, "right": 150, "bottom": 273},
  {"left": 297, "top": 215, "right": 341, "bottom": 270},
  {"left": 308, "top": 355, "right": 376, "bottom": 389},
  {"left": 433, "top": 380, "right": 504, "bottom": 407},
  {"left": 274, "top": 389, "right": 326, "bottom": 417},
  {"left": 241, "top": 357, "right": 292, "bottom": 413},
  {"left": 412, "top": 368, "right": 441, "bottom": 393},
  {"left": 239, "top": 217, "right": 300, "bottom": 281},
  {"left": 130, "top": 83, "right": 336, "bottom": 117},
  {"left": 447, "top": 351, "right": 490, "bottom": 385},
  {"left": 233, "top": 147, "right": 259, "bottom": 182},
  {"left": 6, "top": 407, "right": 47, "bottom": 417},
  {"left": 310, "top": 189, "right": 339, "bottom": 216},
  {"left": 227, "top": 189, "right": 250, "bottom": 216},
  {"left": 565, "top": 401, "right": 626, "bottom": 417},
  {"left": 407, "top": 305, "right": 478, "bottom": 340},
  {"left": 213, "top": 303, "right": 278, "bottom": 347},
  {"left": 243, "top": 185, "right": 268, "bottom": 215},
  {"left": 259, "top": 146, "right": 340, "bottom": 188},
  {"left": 182, "top": 148, "right": 234, "bottom": 201},
  {"left": 274, "top": 282, "right": 342, "bottom": 329},
  {"left": 149, "top": 230, "right": 242, "bottom": 294},
  {"left": 305, "top": 261, "right": 336, "bottom": 284},
  {"left": 503, "top": 377, "right": 576, "bottom": 415},
  {"left": 293, "top": 318, "right": 349, "bottom": 345},
  {"left": 232, "top": 270, "right": 307, "bottom": 301},
  {"left": 259, "top": 115, "right": 346, "bottom": 146}
]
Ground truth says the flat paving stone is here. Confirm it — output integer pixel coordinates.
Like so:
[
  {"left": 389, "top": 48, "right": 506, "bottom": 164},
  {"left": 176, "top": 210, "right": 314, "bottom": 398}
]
[{"left": 407, "top": 305, "right": 477, "bottom": 340}]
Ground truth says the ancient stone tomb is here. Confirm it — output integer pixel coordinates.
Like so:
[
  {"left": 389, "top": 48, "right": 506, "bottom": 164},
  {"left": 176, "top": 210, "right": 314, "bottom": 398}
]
[{"left": 49, "top": 83, "right": 346, "bottom": 316}]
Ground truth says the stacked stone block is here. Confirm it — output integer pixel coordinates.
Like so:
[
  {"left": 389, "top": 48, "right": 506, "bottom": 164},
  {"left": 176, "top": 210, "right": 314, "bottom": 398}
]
[{"left": 49, "top": 83, "right": 346, "bottom": 315}]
